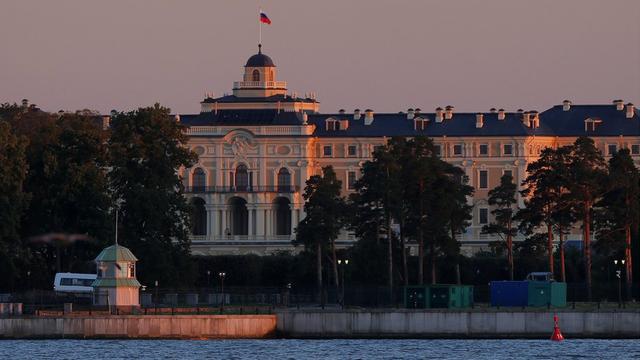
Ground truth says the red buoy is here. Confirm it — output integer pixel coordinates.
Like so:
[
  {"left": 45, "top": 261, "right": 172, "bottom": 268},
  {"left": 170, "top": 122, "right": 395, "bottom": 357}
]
[{"left": 551, "top": 314, "right": 564, "bottom": 341}]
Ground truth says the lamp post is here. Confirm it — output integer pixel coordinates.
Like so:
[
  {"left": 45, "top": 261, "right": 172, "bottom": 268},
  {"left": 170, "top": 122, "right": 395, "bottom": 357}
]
[
  {"left": 206, "top": 270, "right": 211, "bottom": 290},
  {"left": 218, "top": 272, "right": 226, "bottom": 310},
  {"left": 337, "top": 259, "right": 349, "bottom": 309},
  {"left": 154, "top": 280, "right": 159, "bottom": 313},
  {"left": 614, "top": 259, "right": 625, "bottom": 307}
]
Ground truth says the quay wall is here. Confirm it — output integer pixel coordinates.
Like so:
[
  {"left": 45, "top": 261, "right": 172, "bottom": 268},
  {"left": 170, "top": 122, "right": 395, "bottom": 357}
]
[
  {"left": 0, "top": 315, "right": 276, "bottom": 339},
  {"left": 276, "top": 310, "right": 640, "bottom": 339}
]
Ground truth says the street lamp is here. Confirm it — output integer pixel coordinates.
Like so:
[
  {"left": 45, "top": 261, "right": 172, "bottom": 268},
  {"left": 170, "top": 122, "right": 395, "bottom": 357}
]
[
  {"left": 154, "top": 280, "right": 159, "bottom": 313},
  {"left": 206, "top": 270, "right": 211, "bottom": 290},
  {"left": 614, "top": 259, "right": 625, "bottom": 307},
  {"left": 337, "top": 259, "right": 349, "bottom": 309},
  {"left": 218, "top": 272, "right": 226, "bottom": 310}
]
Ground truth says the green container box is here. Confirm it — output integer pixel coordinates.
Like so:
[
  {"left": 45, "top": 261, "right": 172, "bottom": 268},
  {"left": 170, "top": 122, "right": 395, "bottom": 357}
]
[
  {"left": 527, "top": 281, "right": 566, "bottom": 307},
  {"left": 404, "top": 286, "right": 429, "bottom": 309},
  {"left": 429, "top": 285, "right": 474, "bottom": 309}
]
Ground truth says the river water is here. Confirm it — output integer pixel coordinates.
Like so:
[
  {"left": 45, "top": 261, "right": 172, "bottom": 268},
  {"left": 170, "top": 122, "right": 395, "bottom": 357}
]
[{"left": 1, "top": 339, "right": 638, "bottom": 359}]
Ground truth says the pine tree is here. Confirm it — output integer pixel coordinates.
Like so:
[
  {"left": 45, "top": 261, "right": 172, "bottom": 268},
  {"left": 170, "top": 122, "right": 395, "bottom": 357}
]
[
  {"left": 294, "top": 166, "right": 345, "bottom": 304},
  {"left": 483, "top": 174, "right": 518, "bottom": 280}
]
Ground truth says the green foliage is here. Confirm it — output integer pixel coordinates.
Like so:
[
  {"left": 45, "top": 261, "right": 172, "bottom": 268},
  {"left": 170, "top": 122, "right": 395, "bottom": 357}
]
[
  {"left": 109, "top": 104, "right": 197, "bottom": 288},
  {"left": 482, "top": 174, "right": 518, "bottom": 279}
]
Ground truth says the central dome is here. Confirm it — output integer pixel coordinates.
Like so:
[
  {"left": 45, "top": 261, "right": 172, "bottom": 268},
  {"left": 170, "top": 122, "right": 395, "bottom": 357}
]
[
  {"left": 245, "top": 53, "right": 275, "bottom": 67},
  {"left": 245, "top": 45, "right": 276, "bottom": 67}
]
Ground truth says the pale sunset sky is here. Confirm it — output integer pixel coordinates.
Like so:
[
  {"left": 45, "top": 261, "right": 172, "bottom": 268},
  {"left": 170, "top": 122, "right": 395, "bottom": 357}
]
[{"left": 1, "top": 0, "right": 639, "bottom": 114}]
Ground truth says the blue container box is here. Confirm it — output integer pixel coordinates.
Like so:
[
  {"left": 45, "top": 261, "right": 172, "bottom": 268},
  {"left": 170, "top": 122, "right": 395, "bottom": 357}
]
[{"left": 490, "top": 281, "right": 529, "bottom": 307}]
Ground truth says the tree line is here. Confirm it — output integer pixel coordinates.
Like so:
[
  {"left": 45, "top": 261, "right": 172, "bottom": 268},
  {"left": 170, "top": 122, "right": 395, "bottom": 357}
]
[
  {"left": 296, "top": 136, "right": 639, "bottom": 301},
  {"left": 0, "top": 102, "right": 197, "bottom": 290}
]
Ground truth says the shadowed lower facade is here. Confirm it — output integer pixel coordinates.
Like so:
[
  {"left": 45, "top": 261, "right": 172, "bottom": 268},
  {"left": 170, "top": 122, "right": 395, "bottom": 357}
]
[{"left": 176, "top": 46, "right": 640, "bottom": 256}]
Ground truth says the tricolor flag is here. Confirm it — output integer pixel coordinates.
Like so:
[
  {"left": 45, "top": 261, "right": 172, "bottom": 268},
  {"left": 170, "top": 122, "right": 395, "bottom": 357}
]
[{"left": 260, "top": 12, "right": 272, "bottom": 25}]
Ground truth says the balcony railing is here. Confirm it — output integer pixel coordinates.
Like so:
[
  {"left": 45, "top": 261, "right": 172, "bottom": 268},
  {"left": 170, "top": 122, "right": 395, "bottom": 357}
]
[
  {"left": 233, "top": 81, "right": 287, "bottom": 89},
  {"left": 185, "top": 185, "right": 299, "bottom": 194}
]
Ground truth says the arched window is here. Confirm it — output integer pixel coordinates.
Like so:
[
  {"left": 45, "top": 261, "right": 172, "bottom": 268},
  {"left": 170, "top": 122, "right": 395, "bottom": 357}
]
[
  {"left": 275, "top": 197, "right": 291, "bottom": 236},
  {"left": 230, "top": 197, "right": 248, "bottom": 235},
  {"left": 252, "top": 69, "right": 260, "bottom": 82},
  {"left": 235, "top": 165, "right": 249, "bottom": 191},
  {"left": 191, "top": 197, "right": 207, "bottom": 236},
  {"left": 277, "top": 168, "right": 291, "bottom": 192},
  {"left": 192, "top": 168, "right": 206, "bottom": 192},
  {"left": 269, "top": 70, "right": 274, "bottom": 82}
]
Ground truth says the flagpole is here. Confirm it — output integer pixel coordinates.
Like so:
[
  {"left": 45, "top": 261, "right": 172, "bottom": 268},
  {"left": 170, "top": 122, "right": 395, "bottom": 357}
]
[{"left": 259, "top": 8, "right": 262, "bottom": 50}]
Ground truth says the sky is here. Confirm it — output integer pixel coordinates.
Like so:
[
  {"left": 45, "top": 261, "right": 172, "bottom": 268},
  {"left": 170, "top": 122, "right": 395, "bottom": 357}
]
[{"left": 1, "top": 0, "right": 639, "bottom": 115}]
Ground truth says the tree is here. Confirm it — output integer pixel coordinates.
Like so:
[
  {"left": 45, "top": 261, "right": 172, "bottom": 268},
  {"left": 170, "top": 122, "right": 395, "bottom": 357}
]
[
  {"left": 566, "top": 137, "right": 607, "bottom": 300},
  {"left": 109, "top": 104, "right": 197, "bottom": 287},
  {"left": 595, "top": 148, "right": 639, "bottom": 296},
  {"left": 294, "top": 166, "right": 345, "bottom": 304},
  {"left": 349, "top": 139, "right": 403, "bottom": 297},
  {"left": 0, "top": 120, "right": 29, "bottom": 289},
  {"left": 519, "top": 146, "right": 574, "bottom": 281},
  {"left": 10, "top": 110, "right": 113, "bottom": 276},
  {"left": 483, "top": 174, "right": 518, "bottom": 280}
]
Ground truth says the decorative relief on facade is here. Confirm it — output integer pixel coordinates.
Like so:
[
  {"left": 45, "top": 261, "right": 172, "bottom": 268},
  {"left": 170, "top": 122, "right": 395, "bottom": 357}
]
[
  {"left": 193, "top": 146, "right": 205, "bottom": 155},
  {"left": 276, "top": 145, "right": 291, "bottom": 155},
  {"left": 207, "top": 146, "right": 216, "bottom": 154}
]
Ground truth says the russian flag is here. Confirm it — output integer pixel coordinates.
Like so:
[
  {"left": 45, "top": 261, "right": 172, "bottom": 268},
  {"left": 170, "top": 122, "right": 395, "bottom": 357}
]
[{"left": 260, "top": 12, "right": 271, "bottom": 25}]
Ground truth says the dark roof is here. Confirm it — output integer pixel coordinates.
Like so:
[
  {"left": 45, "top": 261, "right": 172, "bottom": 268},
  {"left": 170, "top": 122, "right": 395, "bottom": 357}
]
[
  {"left": 540, "top": 105, "right": 640, "bottom": 136},
  {"left": 202, "top": 94, "right": 318, "bottom": 104},
  {"left": 179, "top": 104, "right": 639, "bottom": 137},
  {"left": 180, "top": 109, "right": 304, "bottom": 126},
  {"left": 245, "top": 53, "right": 275, "bottom": 67}
]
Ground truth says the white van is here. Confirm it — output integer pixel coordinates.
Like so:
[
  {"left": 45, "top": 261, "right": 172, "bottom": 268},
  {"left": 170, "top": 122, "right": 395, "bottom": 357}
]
[{"left": 53, "top": 273, "right": 97, "bottom": 294}]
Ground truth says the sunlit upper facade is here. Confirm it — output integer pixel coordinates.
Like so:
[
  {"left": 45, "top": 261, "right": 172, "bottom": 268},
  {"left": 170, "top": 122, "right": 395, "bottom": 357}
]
[{"left": 178, "top": 46, "right": 640, "bottom": 256}]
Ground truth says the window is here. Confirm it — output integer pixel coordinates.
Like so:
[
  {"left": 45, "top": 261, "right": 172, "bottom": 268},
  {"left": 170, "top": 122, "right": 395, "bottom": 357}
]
[
  {"left": 277, "top": 168, "right": 291, "bottom": 192},
  {"left": 632, "top": 144, "right": 640, "bottom": 155},
  {"left": 191, "top": 197, "right": 207, "bottom": 236},
  {"left": 347, "top": 171, "right": 357, "bottom": 190},
  {"left": 503, "top": 144, "right": 513, "bottom": 156},
  {"left": 479, "top": 170, "right": 488, "bottom": 189},
  {"left": 326, "top": 119, "right": 338, "bottom": 131},
  {"left": 192, "top": 168, "right": 206, "bottom": 192},
  {"left": 252, "top": 69, "right": 260, "bottom": 82},
  {"left": 503, "top": 169, "right": 513, "bottom": 179},
  {"left": 453, "top": 144, "right": 463, "bottom": 156},
  {"left": 434, "top": 145, "right": 441, "bottom": 157},
  {"left": 479, "top": 208, "right": 489, "bottom": 225},
  {"left": 323, "top": 145, "right": 333, "bottom": 157},
  {"left": 235, "top": 164, "right": 249, "bottom": 191},
  {"left": 479, "top": 144, "right": 489, "bottom": 156},
  {"left": 584, "top": 118, "right": 602, "bottom": 132},
  {"left": 348, "top": 145, "right": 357, "bottom": 157},
  {"left": 608, "top": 144, "right": 618, "bottom": 155},
  {"left": 414, "top": 118, "right": 428, "bottom": 131}
]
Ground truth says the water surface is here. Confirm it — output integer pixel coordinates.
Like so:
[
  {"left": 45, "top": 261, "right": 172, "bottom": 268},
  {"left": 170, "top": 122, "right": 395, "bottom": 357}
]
[{"left": 1, "top": 339, "right": 639, "bottom": 359}]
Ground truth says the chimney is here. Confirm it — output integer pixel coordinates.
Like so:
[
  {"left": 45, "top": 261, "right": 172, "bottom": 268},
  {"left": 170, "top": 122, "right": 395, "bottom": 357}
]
[
  {"left": 339, "top": 109, "right": 345, "bottom": 115},
  {"left": 489, "top": 108, "right": 497, "bottom": 113},
  {"left": 445, "top": 105, "right": 454, "bottom": 120},
  {"left": 353, "top": 109, "right": 361, "bottom": 120},
  {"left": 174, "top": 114, "right": 181, "bottom": 122},
  {"left": 435, "top": 107, "right": 444, "bottom": 123},
  {"left": 522, "top": 111, "right": 531, "bottom": 127},
  {"left": 364, "top": 109, "right": 374, "bottom": 125},
  {"left": 614, "top": 99, "right": 625, "bottom": 111},
  {"left": 407, "top": 108, "right": 415, "bottom": 120},
  {"left": 563, "top": 100, "right": 572, "bottom": 111},
  {"left": 626, "top": 103, "right": 635, "bottom": 119},
  {"left": 475, "top": 113, "right": 484, "bottom": 128},
  {"left": 498, "top": 109, "right": 506, "bottom": 120},
  {"left": 415, "top": 108, "right": 421, "bottom": 116},
  {"left": 302, "top": 112, "right": 308, "bottom": 124},
  {"left": 21, "top": 99, "right": 28, "bottom": 108}
]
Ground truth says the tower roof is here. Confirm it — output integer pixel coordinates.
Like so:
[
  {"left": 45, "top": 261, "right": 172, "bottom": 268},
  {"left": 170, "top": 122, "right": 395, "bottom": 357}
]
[
  {"left": 95, "top": 244, "right": 138, "bottom": 262},
  {"left": 245, "top": 45, "right": 275, "bottom": 67}
]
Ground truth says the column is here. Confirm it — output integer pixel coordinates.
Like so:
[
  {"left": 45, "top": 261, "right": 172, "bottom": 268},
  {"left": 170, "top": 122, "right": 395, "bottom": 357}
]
[
  {"left": 220, "top": 208, "right": 227, "bottom": 237},
  {"left": 290, "top": 207, "right": 299, "bottom": 239},
  {"left": 248, "top": 207, "right": 254, "bottom": 237},
  {"left": 265, "top": 208, "right": 272, "bottom": 238},
  {"left": 256, "top": 205, "right": 265, "bottom": 238},
  {"left": 205, "top": 205, "right": 214, "bottom": 240}
]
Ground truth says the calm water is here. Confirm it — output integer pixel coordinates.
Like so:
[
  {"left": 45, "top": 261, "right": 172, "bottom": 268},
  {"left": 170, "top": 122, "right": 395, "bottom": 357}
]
[{"left": 1, "top": 339, "right": 639, "bottom": 359}]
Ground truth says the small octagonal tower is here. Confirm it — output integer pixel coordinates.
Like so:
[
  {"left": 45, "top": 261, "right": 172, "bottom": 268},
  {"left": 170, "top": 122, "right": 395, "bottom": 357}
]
[{"left": 92, "top": 244, "right": 141, "bottom": 308}]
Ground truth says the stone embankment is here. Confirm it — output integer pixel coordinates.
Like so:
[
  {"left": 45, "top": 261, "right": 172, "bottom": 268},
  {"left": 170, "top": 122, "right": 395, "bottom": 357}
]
[
  {"left": 276, "top": 310, "right": 640, "bottom": 339},
  {"left": 0, "top": 315, "right": 276, "bottom": 339}
]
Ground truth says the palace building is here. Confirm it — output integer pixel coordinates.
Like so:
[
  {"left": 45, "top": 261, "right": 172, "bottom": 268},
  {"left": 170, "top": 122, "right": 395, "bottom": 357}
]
[{"left": 178, "top": 45, "right": 640, "bottom": 256}]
